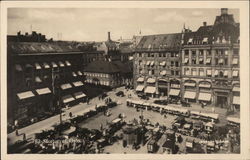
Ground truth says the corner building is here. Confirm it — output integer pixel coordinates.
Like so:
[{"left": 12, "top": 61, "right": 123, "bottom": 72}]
[
  {"left": 181, "top": 8, "right": 240, "bottom": 110},
  {"left": 133, "top": 33, "right": 182, "bottom": 98}
]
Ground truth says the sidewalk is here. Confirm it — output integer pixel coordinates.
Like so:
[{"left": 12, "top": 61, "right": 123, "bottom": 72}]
[{"left": 7, "top": 92, "right": 109, "bottom": 145}]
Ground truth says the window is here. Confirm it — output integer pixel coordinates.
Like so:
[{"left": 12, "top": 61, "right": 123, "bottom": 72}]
[
  {"left": 224, "top": 50, "right": 229, "bottom": 56},
  {"left": 199, "top": 68, "right": 204, "bottom": 76},
  {"left": 207, "top": 50, "right": 212, "bottom": 56},
  {"left": 149, "top": 70, "right": 152, "bottom": 75},
  {"left": 152, "top": 70, "right": 155, "bottom": 75},
  {"left": 176, "top": 53, "right": 179, "bottom": 57},
  {"left": 199, "top": 50, "right": 204, "bottom": 56},
  {"left": 215, "top": 58, "right": 219, "bottom": 65},
  {"left": 199, "top": 58, "right": 204, "bottom": 64},
  {"left": 171, "top": 70, "right": 175, "bottom": 75},
  {"left": 175, "top": 71, "right": 179, "bottom": 76},
  {"left": 159, "top": 53, "right": 162, "bottom": 57},
  {"left": 163, "top": 53, "right": 166, "bottom": 57},
  {"left": 192, "top": 51, "right": 196, "bottom": 57},
  {"left": 171, "top": 61, "right": 174, "bottom": 67},
  {"left": 191, "top": 68, "right": 197, "bottom": 76},
  {"left": 185, "top": 50, "right": 189, "bottom": 56},
  {"left": 233, "top": 49, "right": 239, "bottom": 55},
  {"left": 175, "top": 62, "right": 179, "bottom": 67},
  {"left": 192, "top": 58, "right": 196, "bottom": 65},
  {"left": 225, "top": 58, "right": 228, "bottom": 65},
  {"left": 184, "top": 68, "right": 190, "bottom": 75}
]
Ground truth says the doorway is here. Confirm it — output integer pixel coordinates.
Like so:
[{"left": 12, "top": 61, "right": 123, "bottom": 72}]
[{"left": 216, "top": 96, "right": 228, "bottom": 108}]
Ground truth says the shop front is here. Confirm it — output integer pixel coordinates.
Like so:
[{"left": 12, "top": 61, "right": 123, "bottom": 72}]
[
  {"left": 183, "top": 80, "right": 197, "bottom": 103},
  {"left": 198, "top": 81, "right": 212, "bottom": 105},
  {"left": 158, "top": 79, "right": 168, "bottom": 96},
  {"left": 145, "top": 77, "right": 156, "bottom": 98}
]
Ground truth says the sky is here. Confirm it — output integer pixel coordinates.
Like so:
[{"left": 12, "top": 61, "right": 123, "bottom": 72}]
[{"left": 8, "top": 8, "right": 239, "bottom": 42}]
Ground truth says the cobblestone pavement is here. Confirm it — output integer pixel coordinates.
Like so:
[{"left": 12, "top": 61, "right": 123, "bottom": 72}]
[{"left": 8, "top": 86, "right": 239, "bottom": 153}]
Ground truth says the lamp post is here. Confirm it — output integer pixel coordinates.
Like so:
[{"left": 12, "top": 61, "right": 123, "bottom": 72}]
[{"left": 52, "top": 67, "right": 62, "bottom": 124}]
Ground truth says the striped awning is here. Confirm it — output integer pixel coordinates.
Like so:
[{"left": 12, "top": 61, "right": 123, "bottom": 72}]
[
  {"left": 74, "top": 92, "right": 86, "bottom": 99},
  {"left": 35, "top": 63, "right": 42, "bottom": 70},
  {"left": 136, "top": 85, "right": 144, "bottom": 91},
  {"left": 36, "top": 88, "right": 51, "bottom": 95},
  {"left": 198, "top": 93, "right": 211, "bottom": 101},
  {"left": 232, "top": 86, "right": 240, "bottom": 92},
  {"left": 206, "top": 58, "right": 211, "bottom": 64},
  {"left": 62, "top": 95, "right": 75, "bottom": 103},
  {"left": 61, "top": 83, "right": 72, "bottom": 90},
  {"left": 233, "top": 96, "right": 240, "bottom": 105},
  {"left": 169, "top": 89, "right": 180, "bottom": 96},
  {"left": 160, "top": 70, "right": 167, "bottom": 76},
  {"left": 65, "top": 61, "right": 71, "bottom": 66},
  {"left": 17, "top": 91, "right": 35, "bottom": 100},
  {"left": 147, "top": 78, "right": 156, "bottom": 83},
  {"left": 43, "top": 62, "right": 50, "bottom": 69},
  {"left": 72, "top": 81, "right": 84, "bottom": 87},
  {"left": 137, "top": 77, "right": 144, "bottom": 82},
  {"left": 160, "top": 61, "right": 166, "bottom": 66},
  {"left": 144, "top": 86, "right": 156, "bottom": 94},
  {"left": 184, "top": 91, "right": 196, "bottom": 99},
  {"left": 51, "top": 62, "right": 58, "bottom": 68},
  {"left": 184, "top": 82, "right": 196, "bottom": 87},
  {"left": 59, "top": 61, "right": 65, "bottom": 67}
]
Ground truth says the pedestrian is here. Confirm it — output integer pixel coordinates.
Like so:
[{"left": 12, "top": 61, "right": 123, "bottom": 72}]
[{"left": 15, "top": 129, "right": 19, "bottom": 136}]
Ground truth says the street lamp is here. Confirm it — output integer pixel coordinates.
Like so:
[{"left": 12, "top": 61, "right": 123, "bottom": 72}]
[{"left": 52, "top": 67, "right": 62, "bottom": 124}]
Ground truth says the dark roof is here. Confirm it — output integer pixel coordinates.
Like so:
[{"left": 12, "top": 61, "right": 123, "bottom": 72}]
[
  {"left": 84, "top": 60, "right": 132, "bottom": 74},
  {"left": 8, "top": 42, "right": 81, "bottom": 54},
  {"left": 84, "top": 61, "right": 119, "bottom": 73},
  {"left": 135, "top": 33, "right": 182, "bottom": 52},
  {"left": 119, "top": 42, "right": 134, "bottom": 54},
  {"left": 105, "top": 40, "right": 118, "bottom": 48}
]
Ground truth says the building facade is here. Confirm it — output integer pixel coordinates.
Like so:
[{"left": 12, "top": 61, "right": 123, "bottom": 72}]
[
  {"left": 133, "top": 33, "right": 182, "bottom": 98},
  {"left": 84, "top": 60, "right": 133, "bottom": 88},
  {"left": 181, "top": 8, "right": 240, "bottom": 110},
  {"left": 7, "top": 41, "right": 101, "bottom": 124}
]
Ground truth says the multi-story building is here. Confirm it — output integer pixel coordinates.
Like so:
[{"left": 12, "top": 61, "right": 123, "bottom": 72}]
[
  {"left": 181, "top": 8, "right": 240, "bottom": 110},
  {"left": 84, "top": 60, "right": 133, "bottom": 88},
  {"left": 133, "top": 33, "right": 182, "bottom": 98},
  {"left": 7, "top": 40, "right": 104, "bottom": 124}
]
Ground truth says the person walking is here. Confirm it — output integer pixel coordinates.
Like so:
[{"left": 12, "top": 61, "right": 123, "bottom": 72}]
[{"left": 15, "top": 129, "right": 19, "bottom": 136}]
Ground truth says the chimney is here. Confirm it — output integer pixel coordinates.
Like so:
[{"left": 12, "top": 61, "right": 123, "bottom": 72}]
[
  {"left": 203, "top": 22, "right": 207, "bottom": 26},
  {"left": 108, "top": 32, "right": 111, "bottom": 41},
  {"left": 221, "top": 8, "right": 228, "bottom": 15}
]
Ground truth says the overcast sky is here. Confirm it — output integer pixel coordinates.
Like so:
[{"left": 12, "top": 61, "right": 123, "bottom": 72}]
[{"left": 8, "top": 8, "right": 239, "bottom": 42}]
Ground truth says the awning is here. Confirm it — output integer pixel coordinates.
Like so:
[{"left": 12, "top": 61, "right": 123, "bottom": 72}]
[
  {"left": 147, "top": 78, "right": 156, "bottom": 83},
  {"left": 61, "top": 83, "right": 72, "bottom": 90},
  {"left": 136, "top": 85, "right": 144, "bottom": 91},
  {"left": 144, "top": 86, "right": 156, "bottom": 94},
  {"left": 199, "top": 83, "right": 211, "bottom": 88},
  {"left": 65, "top": 61, "right": 71, "bottom": 66},
  {"left": 202, "top": 37, "right": 208, "bottom": 43},
  {"left": 160, "top": 70, "right": 167, "bottom": 76},
  {"left": 227, "top": 117, "right": 240, "bottom": 124},
  {"left": 137, "top": 77, "right": 144, "bottom": 82},
  {"left": 150, "top": 61, "right": 154, "bottom": 66},
  {"left": 199, "top": 58, "right": 203, "bottom": 62},
  {"left": 169, "top": 89, "right": 180, "bottom": 96},
  {"left": 207, "top": 69, "right": 212, "bottom": 75},
  {"left": 62, "top": 95, "right": 75, "bottom": 103},
  {"left": 77, "top": 71, "right": 83, "bottom": 76},
  {"left": 72, "top": 72, "right": 77, "bottom": 77},
  {"left": 233, "top": 70, "right": 239, "bottom": 77},
  {"left": 206, "top": 58, "right": 211, "bottom": 64},
  {"left": 160, "top": 61, "right": 166, "bottom": 66},
  {"left": 184, "top": 58, "right": 189, "bottom": 64},
  {"left": 59, "top": 61, "right": 65, "bottom": 67},
  {"left": 35, "top": 76, "right": 42, "bottom": 83},
  {"left": 232, "top": 58, "right": 238, "bottom": 65},
  {"left": 72, "top": 81, "right": 84, "bottom": 87},
  {"left": 232, "top": 86, "right": 240, "bottom": 92},
  {"left": 214, "top": 70, "right": 218, "bottom": 76},
  {"left": 219, "top": 59, "right": 224, "bottom": 64},
  {"left": 35, "top": 63, "right": 42, "bottom": 70},
  {"left": 17, "top": 91, "right": 35, "bottom": 100},
  {"left": 36, "top": 88, "right": 51, "bottom": 95},
  {"left": 184, "top": 91, "right": 196, "bottom": 99},
  {"left": 146, "top": 61, "right": 151, "bottom": 65},
  {"left": 15, "top": 64, "right": 22, "bottom": 71},
  {"left": 25, "top": 64, "right": 33, "bottom": 68},
  {"left": 233, "top": 96, "right": 240, "bottom": 105},
  {"left": 198, "top": 93, "right": 212, "bottom": 101},
  {"left": 223, "top": 70, "right": 228, "bottom": 76},
  {"left": 188, "top": 38, "right": 193, "bottom": 43},
  {"left": 74, "top": 92, "right": 86, "bottom": 99},
  {"left": 184, "top": 82, "right": 196, "bottom": 87},
  {"left": 43, "top": 62, "right": 50, "bottom": 69},
  {"left": 52, "top": 62, "right": 58, "bottom": 68}
]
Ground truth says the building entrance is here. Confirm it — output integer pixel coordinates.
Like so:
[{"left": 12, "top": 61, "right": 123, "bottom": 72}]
[{"left": 216, "top": 96, "right": 228, "bottom": 108}]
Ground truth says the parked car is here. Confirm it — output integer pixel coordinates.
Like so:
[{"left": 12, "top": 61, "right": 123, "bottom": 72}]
[{"left": 116, "top": 91, "right": 125, "bottom": 97}]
